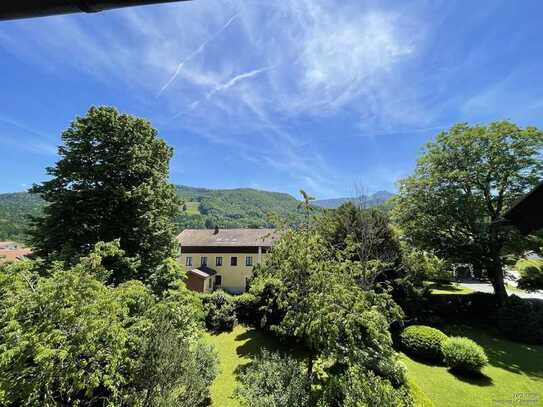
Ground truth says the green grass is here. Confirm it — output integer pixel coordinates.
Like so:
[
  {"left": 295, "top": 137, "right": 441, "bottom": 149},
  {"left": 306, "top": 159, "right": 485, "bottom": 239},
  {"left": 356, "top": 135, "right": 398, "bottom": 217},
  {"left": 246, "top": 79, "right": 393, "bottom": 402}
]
[
  {"left": 205, "top": 323, "right": 543, "bottom": 407},
  {"left": 204, "top": 325, "right": 302, "bottom": 407},
  {"left": 426, "top": 281, "right": 474, "bottom": 295},
  {"left": 182, "top": 201, "right": 200, "bottom": 215},
  {"left": 403, "top": 323, "right": 543, "bottom": 406}
]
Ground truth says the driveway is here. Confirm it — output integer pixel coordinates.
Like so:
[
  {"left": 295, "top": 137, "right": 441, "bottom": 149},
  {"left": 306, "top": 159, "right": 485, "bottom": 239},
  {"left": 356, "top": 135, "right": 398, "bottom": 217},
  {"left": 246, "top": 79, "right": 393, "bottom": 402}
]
[{"left": 459, "top": 282, "right": 543, "bottom": 300}]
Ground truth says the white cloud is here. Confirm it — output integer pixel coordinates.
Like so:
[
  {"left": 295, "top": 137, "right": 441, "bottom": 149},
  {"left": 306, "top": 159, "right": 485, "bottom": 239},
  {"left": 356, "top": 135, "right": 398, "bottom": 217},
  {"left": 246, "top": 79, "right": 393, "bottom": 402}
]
[{"left": 0, "top": 0, "right": 421, "bottom": 196}]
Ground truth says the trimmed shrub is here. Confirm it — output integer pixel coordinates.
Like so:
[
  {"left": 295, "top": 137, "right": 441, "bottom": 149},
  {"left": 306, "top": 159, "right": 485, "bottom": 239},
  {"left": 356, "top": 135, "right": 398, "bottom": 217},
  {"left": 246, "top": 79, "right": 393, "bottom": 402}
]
[
  {"left": 441, "top": 337, "right": 488, "bottom": 373},
  {"left": 497, "top": 294, "right": 543, "bottom": 344},
  {"left": 516, "top": 259, "right": 543, "bottom": 292},
  {"left": 400, "top": 325, "right": 448, "bottom": 361},
  {"left": 202, "top": 290, "right": 237, "bottom": 332}
]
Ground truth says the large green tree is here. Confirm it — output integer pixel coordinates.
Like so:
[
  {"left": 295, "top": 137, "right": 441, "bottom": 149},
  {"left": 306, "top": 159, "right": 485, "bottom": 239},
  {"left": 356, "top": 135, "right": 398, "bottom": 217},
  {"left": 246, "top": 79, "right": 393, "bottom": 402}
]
[
  {"left": 393, "top": 121, "right": 543, "bottom": 303},
  {"left": 29, "top": 106, "right": 180, "bottom": 282},
  {"left": 251, "top": 227, "right": 411, "bottom": 405}
]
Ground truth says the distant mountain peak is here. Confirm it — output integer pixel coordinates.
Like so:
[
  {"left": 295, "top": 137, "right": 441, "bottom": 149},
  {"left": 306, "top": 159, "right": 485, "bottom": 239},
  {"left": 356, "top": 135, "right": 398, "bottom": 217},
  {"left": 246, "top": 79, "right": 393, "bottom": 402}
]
[{"left": 313, "top": 191, "right": 394, "bottom": 209}]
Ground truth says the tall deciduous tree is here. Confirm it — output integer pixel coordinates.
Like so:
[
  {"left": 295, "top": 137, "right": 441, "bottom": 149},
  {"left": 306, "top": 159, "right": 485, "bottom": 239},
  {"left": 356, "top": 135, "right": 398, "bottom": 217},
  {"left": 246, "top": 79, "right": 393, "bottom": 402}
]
[
  {"left": 393, "top": 121, "right": 543, "bottom": 304},
  {"left": 29, "top": 106, "right": 180, "bottom": 282}
]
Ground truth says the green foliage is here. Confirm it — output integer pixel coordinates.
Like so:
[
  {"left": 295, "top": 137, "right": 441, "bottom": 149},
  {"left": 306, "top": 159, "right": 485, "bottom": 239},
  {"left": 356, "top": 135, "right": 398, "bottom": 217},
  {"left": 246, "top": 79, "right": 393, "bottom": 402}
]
[
  {"left": 254, "top": 227, "right": 411, "bottom": 404},
  {"left": 175, "top": 185, "right": 306, "bottom": 230},
  {"left": 235, "top": 350, "right": 310, "bottom": 407},
  {"left": 147, "top": 257, "right": 187, "bottom": 296},
  {"left": 441, "top": 337, "right": 488, "bottom": 373},
  {"left": 516, "top": 258, "right": 543, "bottom": 292},
  {"left": 317, "top": 202, "right": 402, "bottom": 289},
  {"left": 497, "top": 294, "right": 543, "bottom": 344},
  {"left": 402, "top": 246, "right": 451, "bottom": 283},
  {"left": 202, "top": 290, "right": 238, "bottom": 332},
  {"left": 390, "top": 277, "right": 431, "bottom": 321},
  {"left": 0, "top": 192, "right": 44, "bottom": 242},
  {"left": 232, "top": 292, "right": 258, "bottom": 324},
  {"left": 320, "top": 366, "right": 413, "bottom": 407},
  {"left": 29, "top": 106, "right": 180, "bottom": 281},
  {"left": 246, "top": 275, "right": 285, "bottom": 329},
  {"left": 393, "top": 121, "right": 543, "bottom": 303},
  {"left": 400, "top": 325, "right": 448, "bottom": 362},
  {"left": 0, "top": 243, "right": 215, "bottom": 406}
]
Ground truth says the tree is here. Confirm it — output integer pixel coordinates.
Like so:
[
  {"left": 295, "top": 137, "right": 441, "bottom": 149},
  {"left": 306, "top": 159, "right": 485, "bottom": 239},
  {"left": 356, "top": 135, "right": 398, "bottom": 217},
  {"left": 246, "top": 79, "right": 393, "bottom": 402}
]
[
  {"left": 252, "top": 228, "right": 410, "bottom": 405},
  {"left": 393, "top": 121, "right": 543, "bottom": 304},
  {"left": 316, "top": 202, "right": 402, "bottom": 289},
  {"left": 297, "top": 189, "right": 315, "bottom": 227},
  {"left": 29, "top": 106, "right": 180, "bottom": 282},
  {"left": 0, "top": 242, "right": 216, "bottom": 406}
]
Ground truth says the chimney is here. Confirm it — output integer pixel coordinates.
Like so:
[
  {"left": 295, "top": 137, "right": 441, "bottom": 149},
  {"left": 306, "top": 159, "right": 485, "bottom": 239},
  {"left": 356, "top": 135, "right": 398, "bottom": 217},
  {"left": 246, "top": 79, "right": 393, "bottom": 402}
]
[{"left": 214, "top": 226, "right": 220, "bottom": 235}]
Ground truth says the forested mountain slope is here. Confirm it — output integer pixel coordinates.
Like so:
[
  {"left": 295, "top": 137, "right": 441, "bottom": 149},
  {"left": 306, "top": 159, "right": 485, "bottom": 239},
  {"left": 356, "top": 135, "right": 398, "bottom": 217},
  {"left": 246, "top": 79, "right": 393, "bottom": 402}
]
[{"left": 0, "top": 186, "right": 394, "bottom": 241}]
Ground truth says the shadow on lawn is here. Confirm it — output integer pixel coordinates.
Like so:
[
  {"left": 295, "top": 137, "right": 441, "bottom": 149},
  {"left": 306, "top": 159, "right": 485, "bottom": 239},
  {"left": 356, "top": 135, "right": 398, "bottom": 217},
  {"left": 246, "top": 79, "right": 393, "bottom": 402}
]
[
  {"left": 443, "top": 323, "right": 543, "bottom": 380},
  {"left": 448, "top": 369, "right": 494, "bottom": 386},
  {"left": 233, "top": 327, "right": 308, "bottom": 376}
]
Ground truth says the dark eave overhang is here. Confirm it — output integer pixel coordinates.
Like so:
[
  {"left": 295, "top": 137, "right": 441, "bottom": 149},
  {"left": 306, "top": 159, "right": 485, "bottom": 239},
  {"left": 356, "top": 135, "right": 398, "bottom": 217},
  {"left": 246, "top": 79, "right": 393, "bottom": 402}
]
[
  {"left": 499, "top": 181, "right": 543, "bottom": 235},
  {"left": 0, "top": 0, "right": 189, "bottom": 21}
]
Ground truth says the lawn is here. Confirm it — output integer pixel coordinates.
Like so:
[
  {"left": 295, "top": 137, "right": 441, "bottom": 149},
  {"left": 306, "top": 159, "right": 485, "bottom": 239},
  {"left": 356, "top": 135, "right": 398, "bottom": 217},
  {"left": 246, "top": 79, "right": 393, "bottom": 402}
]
[
  {"left": 204, "top": 325, "right": 303, "bottom": 406},
  {"left": 205, "top": 323, "right": 543, "bottom": 407},
  {"left": 425, "top": 281, "right": 474, "bottom": 295},
  {"left": 402, "top": 323, "right": 543, "bottom": 406},
  {"left": 182, "top": 201, "right": 200, "bottom": 215}
]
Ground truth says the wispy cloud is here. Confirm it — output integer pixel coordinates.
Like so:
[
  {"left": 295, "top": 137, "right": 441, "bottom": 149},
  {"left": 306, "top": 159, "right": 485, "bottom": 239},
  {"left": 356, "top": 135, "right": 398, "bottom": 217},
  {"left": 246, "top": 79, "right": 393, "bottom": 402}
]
[
  {"left": 157, "top": 12, "right": 240, "bottom": 96},
  {"left": 0, "top": 0, "right": 424, "bottom": 196},
  {"left": 0, "top": 115, "right": 58, "bottom": 156}
]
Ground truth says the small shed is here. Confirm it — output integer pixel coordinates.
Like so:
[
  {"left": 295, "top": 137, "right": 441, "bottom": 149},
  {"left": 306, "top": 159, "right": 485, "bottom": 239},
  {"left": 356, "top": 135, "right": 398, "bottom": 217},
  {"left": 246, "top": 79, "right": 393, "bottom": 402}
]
[{"left": 185, "top": 266, "right": 217, "bottom": 293}]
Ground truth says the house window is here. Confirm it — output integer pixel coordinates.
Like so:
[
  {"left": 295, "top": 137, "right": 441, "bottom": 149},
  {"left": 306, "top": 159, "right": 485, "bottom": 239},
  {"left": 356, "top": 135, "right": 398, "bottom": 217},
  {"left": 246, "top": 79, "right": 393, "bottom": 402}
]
[
  {"left": 245, "top": 256, "right": 253, "bottom": 266},
  {"left": 216, "top": 256, "right": 223, "bottom": 266},
  {"left": 230, "top": 256, "right": 237, "bottom": 266},
  {"left": 186, "top": 256, "right": 192, "bottom": 267},
  {"left": 201, "top": 256, "right": 208, "bottom": 267},
  {"left": 215, "top": 275, "right": 222, "bottom": 286}
]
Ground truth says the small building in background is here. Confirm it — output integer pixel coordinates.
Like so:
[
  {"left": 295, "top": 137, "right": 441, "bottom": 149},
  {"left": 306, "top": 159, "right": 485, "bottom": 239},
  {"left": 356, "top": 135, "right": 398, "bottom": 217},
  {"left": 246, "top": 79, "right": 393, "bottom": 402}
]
[
  {"left": 177, "top": 228, "right": 279, "bottom": 293},
  {"left": 0, "top": 241, "right": 32, "bottom": 264}
]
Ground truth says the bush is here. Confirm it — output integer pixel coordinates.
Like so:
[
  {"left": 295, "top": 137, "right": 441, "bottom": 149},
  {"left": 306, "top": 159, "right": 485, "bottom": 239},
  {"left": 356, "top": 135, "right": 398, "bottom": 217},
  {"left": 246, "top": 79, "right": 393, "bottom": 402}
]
[
  {"left": 399, "top": 325, "right": 448, "bottom": 361},
  {"left": 497, "top": 294, "right": 543, "bottom": 344},
  {"left": 516, "top": 259, "right": 543, "bottom": 292},
  {"left": 233, "top": 292, "right": 257, "bottom": 324},
  {"left": 320, "top": 366, "right": 413, "bottom": 407},
  {"left": 235, "top": 350, "right": 310, "bottom": 407},
  {"left": 246, "top": 276, "right": 285, "bottom": 329},
  {"left": 202, "top": 290, "right": 238, "bottom": 332},
  {"left": 441, "top": 337, "right": 488, "bottom": 373},
  {"left": 426, "top": 292, "right": 499, "bottom": 322},
  {"left": 0, "top": 248, "right": 216, "bottom": 406}
]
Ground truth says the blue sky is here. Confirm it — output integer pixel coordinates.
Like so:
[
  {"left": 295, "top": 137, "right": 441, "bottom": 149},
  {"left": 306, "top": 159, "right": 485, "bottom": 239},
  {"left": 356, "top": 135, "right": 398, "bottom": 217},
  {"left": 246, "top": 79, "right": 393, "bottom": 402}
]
[{"left": 1, "top": 0, "right": 542, "bottom": 198}]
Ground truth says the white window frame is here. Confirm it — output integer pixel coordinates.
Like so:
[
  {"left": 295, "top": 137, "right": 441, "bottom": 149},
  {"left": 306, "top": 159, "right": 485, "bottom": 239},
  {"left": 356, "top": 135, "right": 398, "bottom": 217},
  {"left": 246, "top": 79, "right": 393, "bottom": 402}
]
[
  {"left": 201, "top": 256, "right": 208, "bottom": 267},
  {"left": 186, "top": 256, "right": 192, "bottom": 267},
  {"left": 245, "top": 256, "right": 253, "bottom": 266},
  {"left": 216, "top": 256, "right": 223, "bottom": 266}
]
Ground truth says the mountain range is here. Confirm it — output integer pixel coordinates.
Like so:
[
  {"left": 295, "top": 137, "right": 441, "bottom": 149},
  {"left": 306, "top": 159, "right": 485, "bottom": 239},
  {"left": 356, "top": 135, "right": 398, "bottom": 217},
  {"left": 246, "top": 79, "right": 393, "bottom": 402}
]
[
  {"left": 0, "top": 186, "right": 394, "bottom": 242},
  {"left": 312, "top": 191, "right": 395, "bottom": 209}
]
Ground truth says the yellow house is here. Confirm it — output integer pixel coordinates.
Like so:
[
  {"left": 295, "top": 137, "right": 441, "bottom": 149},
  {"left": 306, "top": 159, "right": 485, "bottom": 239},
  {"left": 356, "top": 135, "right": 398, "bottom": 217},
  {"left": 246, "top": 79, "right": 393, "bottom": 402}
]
[{"left": 177, "top": 228, "right": 278, "bottom": 293}]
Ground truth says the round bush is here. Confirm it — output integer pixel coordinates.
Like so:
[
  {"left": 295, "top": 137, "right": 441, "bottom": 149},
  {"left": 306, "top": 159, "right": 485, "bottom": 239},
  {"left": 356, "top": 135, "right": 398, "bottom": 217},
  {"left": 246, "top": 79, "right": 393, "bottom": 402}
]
[
  {"left": 202, "top": 290, "right": 237, "bottom": 332},
  {"left": 399, "top": 325, "right": 448, "bottom": 361},
  {"left": 497, "top": 295, "right": 543, "bottom": 345},
  {"left": 442, "top": 337, "right": 488, "bottom": 373}
]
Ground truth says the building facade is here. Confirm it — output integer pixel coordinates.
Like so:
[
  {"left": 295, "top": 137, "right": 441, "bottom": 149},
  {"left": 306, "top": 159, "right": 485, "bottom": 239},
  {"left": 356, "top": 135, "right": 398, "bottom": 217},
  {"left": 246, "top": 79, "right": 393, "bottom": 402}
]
[{"left": 177, "top": 228, "right": 278, "bottom": 293}]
